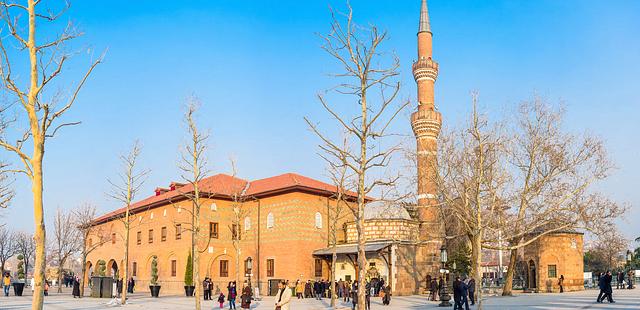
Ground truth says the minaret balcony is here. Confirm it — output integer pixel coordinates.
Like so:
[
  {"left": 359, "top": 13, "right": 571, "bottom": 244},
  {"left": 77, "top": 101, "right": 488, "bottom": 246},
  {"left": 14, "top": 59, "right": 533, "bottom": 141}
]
[
  {"left": 412, "top": 57, "right": 439, "bottom": 82},
  {"left": 411, "top": 109, "right": 442, "bottom": 139}
]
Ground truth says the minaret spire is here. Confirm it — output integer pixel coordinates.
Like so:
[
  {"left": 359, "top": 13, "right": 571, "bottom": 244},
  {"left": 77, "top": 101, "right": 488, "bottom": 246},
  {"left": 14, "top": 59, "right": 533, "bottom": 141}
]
[{"left": 419, "top": 0, "right": 431, "bottom": 33}]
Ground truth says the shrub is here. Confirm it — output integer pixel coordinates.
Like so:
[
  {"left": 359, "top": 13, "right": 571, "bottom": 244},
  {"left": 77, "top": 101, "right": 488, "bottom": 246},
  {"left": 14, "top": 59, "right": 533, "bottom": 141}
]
[
  {"left": 184, "top": 251, "right": 193, "bottom": 286},
  {"left": 96, "top": 260, "right": 106, "bottom": 277},
  {"left": 150, "top": 256, "right": 159, "bottom": 285}
]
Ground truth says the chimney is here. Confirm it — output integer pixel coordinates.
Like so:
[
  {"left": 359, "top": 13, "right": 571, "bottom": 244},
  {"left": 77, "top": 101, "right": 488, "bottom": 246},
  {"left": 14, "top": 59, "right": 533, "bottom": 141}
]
[{"left": 155, "top": 187, "right": 169, "bottom": 196}]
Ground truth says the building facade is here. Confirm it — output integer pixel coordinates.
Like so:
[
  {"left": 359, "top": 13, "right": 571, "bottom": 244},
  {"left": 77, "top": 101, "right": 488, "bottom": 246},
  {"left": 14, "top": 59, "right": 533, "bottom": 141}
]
[{"left": 87, "top": 173, "right": 355, "bottom": 295}]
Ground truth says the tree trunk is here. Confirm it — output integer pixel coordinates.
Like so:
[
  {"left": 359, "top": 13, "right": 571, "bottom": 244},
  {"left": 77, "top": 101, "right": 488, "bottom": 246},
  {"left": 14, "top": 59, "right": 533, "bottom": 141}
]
[
  {"left": 470, "top": 233, "right": 483, "bottom": 310},
  {"left": 122, "top": 210, "right": 130, "bottom": 305},
  {"left": 80, "top": 252, "right": 87, "bottom": 298},
  {"left": 193, "top": 202, "right": 201, "bottom": 310},
  {"left": 57, "top": 257, "right": 65, "bottom": 293},
  {"left": 31, "top": 150, "right": 46, "bottom": 310},
  {"left": 331, "top": 249, "right": 336, "bottom": 308},
  {"left": 502, "top": 249, "right": 518, "bottom": 296}
]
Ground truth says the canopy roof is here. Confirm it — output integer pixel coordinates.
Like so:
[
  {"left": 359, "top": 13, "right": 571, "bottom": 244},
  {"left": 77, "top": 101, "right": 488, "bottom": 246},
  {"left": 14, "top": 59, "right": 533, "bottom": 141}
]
[{"left": 313, "top": 242, "right": 392, "bottom": 256}]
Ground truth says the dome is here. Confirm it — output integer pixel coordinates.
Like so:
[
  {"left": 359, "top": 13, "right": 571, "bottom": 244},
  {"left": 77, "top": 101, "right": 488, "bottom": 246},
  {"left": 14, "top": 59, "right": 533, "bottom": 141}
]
[{"left": 364, "top": 201, "right": 412, "bottom": 220}]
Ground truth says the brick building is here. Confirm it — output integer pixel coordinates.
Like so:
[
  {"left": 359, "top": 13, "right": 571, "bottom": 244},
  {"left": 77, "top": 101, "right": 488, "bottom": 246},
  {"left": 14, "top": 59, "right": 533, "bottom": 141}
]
[{"left": 87, "top": 173, "right": 356, "bottom": 295}]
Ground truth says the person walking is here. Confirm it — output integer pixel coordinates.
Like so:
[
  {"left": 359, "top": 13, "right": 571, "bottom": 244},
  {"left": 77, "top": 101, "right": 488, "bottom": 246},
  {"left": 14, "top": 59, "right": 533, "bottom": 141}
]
[
  {"left": 604, "top": 271, "right": 614, "bottom": 303},
  {"left": 72, "top": 276, "right": 81, "bottom": 298},
  {"left": 313, "top": 280, "right": 322, "bottom": 300},
  {"left": 275, "top": 280, "right": 291, "bottom": 310},
  {"left": 44, "top": 280, "right": 49, "bottom": 296},
  {"left": 217, "top": 291, "right": 226, "bottom": 309},
  {"left": 381, "top": 284, "right": 391, "bottom": 305},
  {"left": 3, "top": 272, "right": 11, "bottom": 296},
  {"left": 304, "top": 280, "right": 312, "bottom": 298},
  {"left": 628, "top": 270, "right": 635, "bottom": 289},
  {"left": 558, "top": 275, "right": 565, "bottom": 293},
  {"left": 430, "top": 277, "right": 439, "bottom": 301},
  {"left": 127, "top": 277, "right": 135, "bottom": 294},
  {"left": 597, "top": 272, "right": 606, "bottom": 302},
  {"left": 203, "top": 278, "right": 211, "bottom": 300},
  {"left": 616, "top": 272, "right": 623, "bottom": 289},
  {"left": 227, "top": 281, "right": 237, "bottom": 309},
  {"left": 344, "top": 280, "right": 351, "bottom": 302},
  {"left": 468, "top": 277, "right": 476, "bottom": 305},
  {"left": 240, "top": 282, "right": 252, "bottom": 309},
  {"left": 295, "top": 280, "right": 304, "bottom": 299},
  {"left": 351, "top": 281, "right": 358, "bottom": 310}
]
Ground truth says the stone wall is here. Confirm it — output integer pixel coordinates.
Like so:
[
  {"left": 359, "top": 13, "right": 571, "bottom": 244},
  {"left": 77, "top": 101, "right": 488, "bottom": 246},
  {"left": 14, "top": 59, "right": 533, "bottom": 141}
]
[{"left": 345, "top": 219, "right": 420, "bottom": 243}]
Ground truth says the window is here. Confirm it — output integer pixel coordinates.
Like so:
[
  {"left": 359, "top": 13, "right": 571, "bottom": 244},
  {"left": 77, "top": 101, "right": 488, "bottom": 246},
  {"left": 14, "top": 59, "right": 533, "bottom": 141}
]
[
  {"left": 315, "top": 259, "right": 323, "bottom": 277},
  {"left": 315, "top": 212, "right": 322, "bottom": 229},
  {"left": 548, "top": 265, "right": 557, "bottom": 278},
  {"left": 220, "top": 260, "right": 229, "bottom": 277},
  {"left": 111, "top": 233, "right": 116, "bottom": 244},
  {"left": 210, "top": 202, "right": 217, "bottom": 211},
  {"left": 171, "top": 260, "right": 177, "bottom": 277},
  {"left": 369, "top": 262, "right": 376, "bottom": 267},
  {"left": 232, "top": 224, "right": 240, "bottom": 240},
  {"left": 175, "top": 224, "right": 182, "bottom": 240},
  {"left": 148, "top": 229, "right": 154, "bottom": 243},
  {"left": 244, "top": 217, "right": 251, "bottom": 231},
  {"left": 136, "top": 231, "right": 141, "bottom": 245},
  {"left": 161, "top": 227, "right": 167, "bottom": 242},
  {"left": 210, "top": 222, "right": 219, "bottom": 239},
  {"left": 267, "top": 259, "right": 275, "bottom": 277},
  {"left": 345, "top": 275, "right": 351, "bottom": 282},
  {"left": 267, "top": 213, "right": 274, "bottom": 228},
  {"left": 132, "top": 262, "right": 137, "bottom": 277}
]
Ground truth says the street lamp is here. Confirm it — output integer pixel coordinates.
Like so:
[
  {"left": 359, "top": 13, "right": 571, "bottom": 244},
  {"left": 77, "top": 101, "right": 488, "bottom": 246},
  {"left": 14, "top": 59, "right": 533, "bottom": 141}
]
[
  {"left": 626, "top": 250, "right": 634, "bottom": 289},
  {"left": 439, "top": 245, "right": 452, "bottom": 307}
]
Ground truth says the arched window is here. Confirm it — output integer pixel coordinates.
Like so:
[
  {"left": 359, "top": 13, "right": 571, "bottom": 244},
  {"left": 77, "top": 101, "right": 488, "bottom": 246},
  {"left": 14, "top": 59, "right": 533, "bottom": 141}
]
[
  {"left": 244, "top": 217, "right": 251, "bottom": 231},
  {"left": 315, "top": 212, "right": 323, "bottom": 229},
  {"left": 267, "top": 212, "right": 274, "bottom": 228}
]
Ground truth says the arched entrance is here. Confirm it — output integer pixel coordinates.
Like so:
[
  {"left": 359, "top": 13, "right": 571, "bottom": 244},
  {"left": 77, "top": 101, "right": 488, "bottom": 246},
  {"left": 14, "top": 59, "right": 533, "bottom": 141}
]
[
  {"left": 527, "top": 260, "right": 537, "bottom": 289},
  {"left": 107, "top": 259, "right": 118, "bottom": 278},
  {"left": 84, "top": 261, "right": 93, "bottom": 285}
]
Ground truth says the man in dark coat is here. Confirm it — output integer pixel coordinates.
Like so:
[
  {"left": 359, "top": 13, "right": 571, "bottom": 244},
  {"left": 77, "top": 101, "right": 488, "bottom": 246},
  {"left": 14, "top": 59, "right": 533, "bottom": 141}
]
[
  {"left": 305, "top": 280, "right": 312, "bottom": 298},
  {"left": 430, "top": 278, "right": 439, "bottom": 301},
  {"left": 468, "top": 278, "right": 476, "bottom": 305},
  {"left": 313, "top": 280, "right": 322, "bottom": 300},
  {"left": 604, "top": 271, "right": 614, "bottom": 303},
  {"left": 365, "top": 281, "right": 371, "bottom": 310},
  {"left": 597, "top": 272, "right": 606, "bottom": 302}
]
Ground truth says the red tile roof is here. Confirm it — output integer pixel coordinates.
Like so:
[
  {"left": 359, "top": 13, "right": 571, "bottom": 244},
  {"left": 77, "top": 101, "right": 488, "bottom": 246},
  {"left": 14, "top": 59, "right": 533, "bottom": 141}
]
[{"left": 92, "top": 172, "right": 358, "bottom": 225}]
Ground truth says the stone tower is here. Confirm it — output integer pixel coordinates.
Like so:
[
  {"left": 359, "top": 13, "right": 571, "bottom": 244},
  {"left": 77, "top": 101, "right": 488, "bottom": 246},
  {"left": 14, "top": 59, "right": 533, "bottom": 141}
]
[{"left": 411, "top": 0, "right": 442, "bottom": 240}]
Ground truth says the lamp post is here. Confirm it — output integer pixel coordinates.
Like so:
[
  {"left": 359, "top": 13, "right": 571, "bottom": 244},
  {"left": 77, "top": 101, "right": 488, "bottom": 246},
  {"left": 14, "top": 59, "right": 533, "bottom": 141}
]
[
  {"left": 626, "top": 250, "right": 633, "bottom": 289},
  {"left": 245, "top": 257, "right": 253, "bottom": 290},
  {"left": 439, "top": 245, "right": 452, "bottom": 307}
]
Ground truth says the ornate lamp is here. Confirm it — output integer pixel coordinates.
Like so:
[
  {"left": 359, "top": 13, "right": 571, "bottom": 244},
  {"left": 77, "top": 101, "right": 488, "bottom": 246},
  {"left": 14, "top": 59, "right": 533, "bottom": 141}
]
[
  {"left": 245, "top": 257, "right": 253, "bottom": 289},
  {"left": 439, "top": 245, "right": 452, "bottom": 307}
]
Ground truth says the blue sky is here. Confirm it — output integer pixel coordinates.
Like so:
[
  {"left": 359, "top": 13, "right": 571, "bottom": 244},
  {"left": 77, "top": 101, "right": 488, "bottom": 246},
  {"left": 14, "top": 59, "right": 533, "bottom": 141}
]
[{"left": 2, "top": 0, "right": 639, "bottom": 241}]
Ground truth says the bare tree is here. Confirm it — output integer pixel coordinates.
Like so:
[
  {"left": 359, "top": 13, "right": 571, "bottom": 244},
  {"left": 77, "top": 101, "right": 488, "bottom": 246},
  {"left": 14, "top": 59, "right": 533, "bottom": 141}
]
[
  {"left": 73, "top": 203, "right": 108, "bottom": 297},
  {"left": 492, "top": 98, "right": 625, "bottom": 295},
  {"left": 15, "top": 231, "right": 35, "bottom": 278},
  {"left": 227, "top": 159, "right": 249, "bottom": 286},
  {"left": 0, "top": 225, "right": 16, "bottom": 274},
  {"left": 305, "top": 4, "right": 409, "bottom": 308},
  {"left": 177, "top": 98, "right": 209, "bottom": 310},
  {"left": 108, "top": 142, "right": 148, "bottom": 304},
  {"left": 434, "top": 93, "right": 506, "bottom": 309},
  {"left": 0, "top": 2, "right": 102, "bottom": 308},
  {"left": 586, "top": 230, "right": 629, "bottom": 272},
  {"left": 324, "top": 136, "right": 351, "bottom": 308},
  {"left": 0, "top": 163, "right": 14, "bottom": 209},
  {"left": 52, "top": 208, "right": 81, "bottom": 293}
]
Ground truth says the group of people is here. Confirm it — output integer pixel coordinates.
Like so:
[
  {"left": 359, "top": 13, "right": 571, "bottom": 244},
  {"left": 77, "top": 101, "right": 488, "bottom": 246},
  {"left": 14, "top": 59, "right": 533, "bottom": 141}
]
[
  {"left": 615, "top": 270, "right": 635, "bottom": 290},
  {"left": 452, "top": 276, "right": 476, "bottom": 310},
  {"left": 290, "top": 278, "right": 391, "bottom": 308},
  {"left": 215, "top": 281, "right": 252, "bottom": 309}
]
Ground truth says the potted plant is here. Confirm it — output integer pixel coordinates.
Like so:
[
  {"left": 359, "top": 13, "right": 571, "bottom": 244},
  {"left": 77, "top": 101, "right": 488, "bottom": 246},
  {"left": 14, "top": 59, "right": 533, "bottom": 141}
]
[
  {"left": 13, "top": 254, "right": 25, "bottom": 296},
  {"left": 184, "top": 251, "right": 195, "bottom": 296},
  {"left": 149, "top": 256, "right": 161, "bottom": 297},
  {"left": 90, "top": 260, "right": 113, "bottom": 298}
]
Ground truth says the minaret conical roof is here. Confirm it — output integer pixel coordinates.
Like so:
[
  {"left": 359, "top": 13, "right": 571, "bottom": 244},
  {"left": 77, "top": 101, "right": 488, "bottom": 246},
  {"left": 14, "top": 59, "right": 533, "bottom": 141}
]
[{"left": 419, "top": 0, "right": 431, "bottom": 33}]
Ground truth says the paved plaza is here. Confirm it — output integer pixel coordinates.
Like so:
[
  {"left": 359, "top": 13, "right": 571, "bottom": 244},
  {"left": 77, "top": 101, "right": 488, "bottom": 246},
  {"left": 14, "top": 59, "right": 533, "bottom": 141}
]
[{"left": 0, "top": 288, "right": 638, "bottom": 310}]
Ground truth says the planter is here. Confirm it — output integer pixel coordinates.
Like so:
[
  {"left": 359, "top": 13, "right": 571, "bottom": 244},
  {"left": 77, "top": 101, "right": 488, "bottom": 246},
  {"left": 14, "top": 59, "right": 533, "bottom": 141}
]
[
  {"left": 90, "top": 276, "right": 114, "bottom": 298},
  {"left": 13, "top": 282, "right": 25, "bottom": 296},
  {"left": 149, "top": 285, "right": 161, "bottom": 297},
  {"left": 184, "top": 285, "right": 195, "bottom": 297}
]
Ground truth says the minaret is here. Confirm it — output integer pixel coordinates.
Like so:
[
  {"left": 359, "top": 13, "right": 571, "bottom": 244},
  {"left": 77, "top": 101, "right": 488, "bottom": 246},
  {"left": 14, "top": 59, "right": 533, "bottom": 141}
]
[{"left": 411, "top": 0, "right": 442, "bottom": 239}]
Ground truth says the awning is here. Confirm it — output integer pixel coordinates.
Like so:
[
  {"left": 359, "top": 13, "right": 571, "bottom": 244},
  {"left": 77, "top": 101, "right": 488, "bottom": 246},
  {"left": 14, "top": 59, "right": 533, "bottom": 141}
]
[{"left": 313, "top": 242, "right": 392, "bottom": 256}]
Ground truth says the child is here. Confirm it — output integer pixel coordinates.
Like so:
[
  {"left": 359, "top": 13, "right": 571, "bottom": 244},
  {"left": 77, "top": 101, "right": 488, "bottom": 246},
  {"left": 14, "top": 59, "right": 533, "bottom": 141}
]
[{"left": 217, "top": 292, "right": 225, "bottom": 308}]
